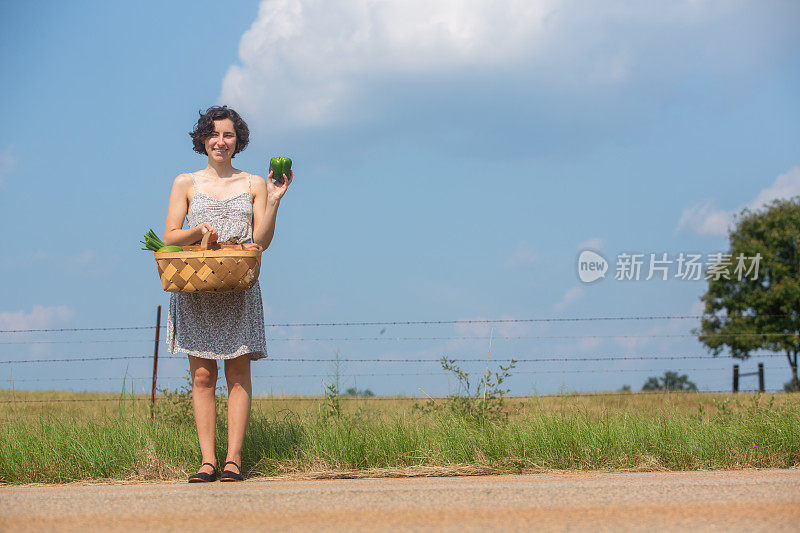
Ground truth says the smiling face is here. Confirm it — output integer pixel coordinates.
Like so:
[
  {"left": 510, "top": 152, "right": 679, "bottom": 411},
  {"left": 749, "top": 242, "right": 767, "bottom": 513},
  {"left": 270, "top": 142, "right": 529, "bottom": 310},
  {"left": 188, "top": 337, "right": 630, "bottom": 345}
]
[{"left": 203, "top": 118, "right": 237, "bottom": 163}]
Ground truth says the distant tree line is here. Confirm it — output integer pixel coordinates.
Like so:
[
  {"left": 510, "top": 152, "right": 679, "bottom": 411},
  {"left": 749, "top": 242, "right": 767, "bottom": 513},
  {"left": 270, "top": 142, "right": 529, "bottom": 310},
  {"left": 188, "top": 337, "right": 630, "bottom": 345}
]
[
  {"left": 344, "top": 387, "right": 375, "bottom": 397},
  {"left": 641, "top": 371, "right": 697, "bottom": 392}
]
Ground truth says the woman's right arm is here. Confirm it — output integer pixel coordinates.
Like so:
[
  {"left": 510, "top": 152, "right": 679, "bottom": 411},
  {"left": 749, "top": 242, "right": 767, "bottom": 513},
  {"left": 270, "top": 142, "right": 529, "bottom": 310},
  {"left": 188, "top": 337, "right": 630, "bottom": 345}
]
[{"left": 163, "top": 174, "right": 210, "bottom": 246}]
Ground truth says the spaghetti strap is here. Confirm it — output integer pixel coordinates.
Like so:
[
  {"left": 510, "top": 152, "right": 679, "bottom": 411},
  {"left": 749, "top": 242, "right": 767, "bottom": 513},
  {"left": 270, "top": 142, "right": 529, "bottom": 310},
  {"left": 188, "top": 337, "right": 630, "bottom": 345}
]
[
  {"left": 189, "top": 173, "right": 198, "bottom": 193},
  {"left": 248, "top": 173, "right": 252, "bottom": 199}
]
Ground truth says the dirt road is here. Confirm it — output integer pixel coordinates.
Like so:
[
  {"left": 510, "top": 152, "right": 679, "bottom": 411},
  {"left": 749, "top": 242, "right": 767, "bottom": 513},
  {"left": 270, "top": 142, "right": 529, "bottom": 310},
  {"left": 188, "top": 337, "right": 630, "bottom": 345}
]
[{"left": 2, "top": 470, "right": 799, "bottom": 532}]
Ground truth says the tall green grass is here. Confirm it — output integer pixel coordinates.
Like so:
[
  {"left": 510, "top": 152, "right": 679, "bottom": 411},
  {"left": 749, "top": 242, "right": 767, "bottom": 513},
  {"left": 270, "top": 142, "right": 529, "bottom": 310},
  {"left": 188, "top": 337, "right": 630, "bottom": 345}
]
[{"left": 1, "top": 389, "right": 798, "bottom": 484}]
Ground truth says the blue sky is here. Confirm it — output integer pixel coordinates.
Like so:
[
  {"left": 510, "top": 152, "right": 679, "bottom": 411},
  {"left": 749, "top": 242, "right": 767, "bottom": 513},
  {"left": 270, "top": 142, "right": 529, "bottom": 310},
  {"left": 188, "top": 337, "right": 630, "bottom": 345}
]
[{"left": 1, "top": 1, "right": 799, "bottom": 396}]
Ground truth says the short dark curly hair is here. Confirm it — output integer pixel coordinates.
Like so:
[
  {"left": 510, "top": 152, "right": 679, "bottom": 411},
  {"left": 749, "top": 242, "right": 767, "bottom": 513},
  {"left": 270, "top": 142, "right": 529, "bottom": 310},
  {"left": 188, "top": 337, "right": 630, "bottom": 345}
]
[{"left": 189, "top": 105, "right": 250, "bottom": 158}]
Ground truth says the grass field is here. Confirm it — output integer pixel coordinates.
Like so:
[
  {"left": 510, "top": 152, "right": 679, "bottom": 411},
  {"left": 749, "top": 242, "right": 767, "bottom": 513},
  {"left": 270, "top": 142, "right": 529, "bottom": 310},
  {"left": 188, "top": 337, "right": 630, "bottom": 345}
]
[{"left": 1, "top": 388, "right": 799, "bottom": 484}]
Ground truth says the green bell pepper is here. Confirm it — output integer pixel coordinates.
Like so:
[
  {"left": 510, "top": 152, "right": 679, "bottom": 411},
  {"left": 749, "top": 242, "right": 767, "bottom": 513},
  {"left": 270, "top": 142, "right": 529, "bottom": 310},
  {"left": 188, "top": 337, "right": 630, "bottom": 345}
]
[{"left": 269, "top": 156, "right": 292, "bottom": 184}]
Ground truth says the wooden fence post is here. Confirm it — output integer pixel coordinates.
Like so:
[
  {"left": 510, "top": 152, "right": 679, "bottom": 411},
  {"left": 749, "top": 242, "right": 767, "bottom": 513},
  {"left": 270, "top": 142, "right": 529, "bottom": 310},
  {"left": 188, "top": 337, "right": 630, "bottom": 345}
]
[
  {"left": 150, "top": 305, "right": 161, "bottom": 421},
  {"left": 733, "top": 364, "right": 739, "bottom": 393},
  {"left": 758, "top": 363, "right": 765, "bottom": 393}
]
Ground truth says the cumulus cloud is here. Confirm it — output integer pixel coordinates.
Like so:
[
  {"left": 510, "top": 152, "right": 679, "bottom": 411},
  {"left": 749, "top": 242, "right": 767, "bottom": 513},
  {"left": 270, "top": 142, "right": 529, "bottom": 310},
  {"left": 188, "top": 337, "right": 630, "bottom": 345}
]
[
  {"left": 578, "top": 237, "right": 605, "bottom": 251},
  {"left": 613, "top": 299, "right": 705, "bottom": 353},
  {"left": 676, "top": 200, "right": 733, "bottom": 237},
  {"left": 577, "top": 336, "right": 602, "bottom": 351},
  {"left": 222, "top": 0, "right": 552, "bottom": 127},
  {"left": 747, "top": 167, "right": 800, "bottom": 211},
  {"left": 677, "top": 166, "right": 800, "bottom": 237},
  {"left": 220, "top": 0, "right": 795, "bottom": 133},
  {"left": 553, "top": 286, "right": 583, "bottom": 313},
  {"left": 0, "top": 305, "right": 74, "bottom": 359},
  {"left": 0, "top": 305, "right": 75, "bottom": 332}
]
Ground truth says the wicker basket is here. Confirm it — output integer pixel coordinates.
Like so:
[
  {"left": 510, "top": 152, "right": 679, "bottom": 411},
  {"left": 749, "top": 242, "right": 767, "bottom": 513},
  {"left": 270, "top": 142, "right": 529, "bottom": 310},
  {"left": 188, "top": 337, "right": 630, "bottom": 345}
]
[{"left": 153, "top": 232, "right": 263, "bottom": 293}]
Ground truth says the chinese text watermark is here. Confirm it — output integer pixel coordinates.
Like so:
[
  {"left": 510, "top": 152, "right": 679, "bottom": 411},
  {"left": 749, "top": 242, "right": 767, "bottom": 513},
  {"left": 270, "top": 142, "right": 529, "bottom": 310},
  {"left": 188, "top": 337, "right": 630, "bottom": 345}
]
[{"left": 577, "top": 251, "right": 761, "bottom": 283}]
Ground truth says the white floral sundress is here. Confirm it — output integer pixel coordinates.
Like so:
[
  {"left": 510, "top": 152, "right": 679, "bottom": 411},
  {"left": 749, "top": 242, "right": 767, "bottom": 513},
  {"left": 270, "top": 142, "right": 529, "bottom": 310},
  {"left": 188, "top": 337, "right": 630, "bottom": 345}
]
[{"left": 166, "top": 173, "right": 267, "bottom": 361}]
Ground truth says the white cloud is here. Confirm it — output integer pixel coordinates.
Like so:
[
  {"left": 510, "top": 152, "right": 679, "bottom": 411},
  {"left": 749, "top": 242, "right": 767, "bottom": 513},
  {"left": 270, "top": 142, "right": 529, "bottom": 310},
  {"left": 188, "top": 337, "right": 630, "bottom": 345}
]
[
  {"left": 444, "top": 314, "right": 531, "bottom": 352},
  {"left": 676, "top": 200, "right": 733, "bottom": 237},
  {"left": 747, "top": 166, "right": 800, "bottom": 211},
  {"left": 222, "top": 0, "right": 554, "bottom": 127},
  {"left": 577, "top": 336, "right": 602, "bottom": 351},
  {"left": 613, "top": 298, "right": 705, "bottom": 354},
  {"left": 552, "top": 286, "right": 583, "bottom": 313},
  {"left": 0, "top": 147, "right": 16, "bottom": 189},
  {"left": 677, "top": 166, "right": 800, "bottom": 237},
  {"left": 220, "top": 0, "right": 789, "bottom": 131},
  {"left": 578, "top": 237, "right": 605, "bottom": 251},
  {"left": 539, "top": 298, "right": 704, "bottom": 364},
  {"left": 504, "top": 241, "right": 538, "bottom": 269},
  {"left": 0, "top": 305, "right": 75, "bottom": 332}
]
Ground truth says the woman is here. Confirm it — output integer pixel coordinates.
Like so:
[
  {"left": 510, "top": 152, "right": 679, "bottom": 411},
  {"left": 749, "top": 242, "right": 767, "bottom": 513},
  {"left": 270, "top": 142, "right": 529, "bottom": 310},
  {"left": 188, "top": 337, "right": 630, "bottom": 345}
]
[{"left": 163, "top": 105, "right": 292, "bottom": 482}]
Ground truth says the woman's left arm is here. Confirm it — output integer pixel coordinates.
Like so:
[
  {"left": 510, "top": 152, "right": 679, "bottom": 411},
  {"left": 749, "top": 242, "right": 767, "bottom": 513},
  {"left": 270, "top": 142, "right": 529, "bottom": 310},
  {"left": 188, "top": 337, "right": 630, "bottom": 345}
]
[{"left": 252, "top": 170, "right": 293, "bottom": 250}]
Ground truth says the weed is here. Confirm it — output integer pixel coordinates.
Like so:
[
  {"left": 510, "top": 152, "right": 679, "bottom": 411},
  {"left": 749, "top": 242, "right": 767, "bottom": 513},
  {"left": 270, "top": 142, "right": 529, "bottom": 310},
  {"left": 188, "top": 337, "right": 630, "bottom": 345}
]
[
  {"left": 694, "top": 402, "right": 705, "bottom": 421},
  {"left": 153, "top": 371, "right": 229, "bottom": 425},
  {"left": 415, "top": 355, "right": 517, "bottom": 423},
  {"left": 322, "top": 380, "right": 342, "bottom": 419},
  {"left": 320, "top": 350, "right": 344, "bottom": 420}
]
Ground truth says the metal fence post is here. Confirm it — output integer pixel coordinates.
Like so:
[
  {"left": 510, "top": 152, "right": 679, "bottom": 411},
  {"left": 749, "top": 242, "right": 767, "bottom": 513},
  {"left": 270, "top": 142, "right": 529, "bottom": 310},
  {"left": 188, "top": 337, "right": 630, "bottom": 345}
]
[
  {"left": 150, "top": 305, "right": 161, "bottom": 421},
  {"left": 758, "top": 363, "right": 765, "bottom": 392},
  {"left": 733, "top": 364, "right": 739, "bottom": 393}
]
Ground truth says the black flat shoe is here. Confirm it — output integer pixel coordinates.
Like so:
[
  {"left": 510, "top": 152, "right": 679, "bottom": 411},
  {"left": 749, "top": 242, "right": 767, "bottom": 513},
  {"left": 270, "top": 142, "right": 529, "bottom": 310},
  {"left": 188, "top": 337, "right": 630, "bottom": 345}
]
[
  {"left": 188, "top": 462, "right": 218, "bottom": 483},
  {"left": 219, "top": 460, "right": 244, "bottom": 482}
]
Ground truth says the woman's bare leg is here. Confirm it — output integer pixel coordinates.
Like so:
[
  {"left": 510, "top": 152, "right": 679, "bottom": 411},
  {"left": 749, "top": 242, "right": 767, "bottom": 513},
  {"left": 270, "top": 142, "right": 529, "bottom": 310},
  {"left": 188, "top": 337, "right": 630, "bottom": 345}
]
[
  {"left": 223, "top": 354, "right": 252, "bottom": 474},
  {"left": 189, "top": 355, "right": 218, "bottom": 474}
]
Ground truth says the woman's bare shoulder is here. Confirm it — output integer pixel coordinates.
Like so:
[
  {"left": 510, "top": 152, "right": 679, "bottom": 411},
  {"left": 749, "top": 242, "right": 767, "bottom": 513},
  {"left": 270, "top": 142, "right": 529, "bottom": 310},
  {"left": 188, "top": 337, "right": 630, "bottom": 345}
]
[
  {"left": 249, "top": 173, "right": 267, "bottom": 193},
  {"left": 169, "top": 173, "right": 195, "bottom": 193},
  {"left": 249, "top": 172, "right": 267, "bottom": 184},
  {"left": 173, "top": 172, "right": 194, "bottom": 185}
]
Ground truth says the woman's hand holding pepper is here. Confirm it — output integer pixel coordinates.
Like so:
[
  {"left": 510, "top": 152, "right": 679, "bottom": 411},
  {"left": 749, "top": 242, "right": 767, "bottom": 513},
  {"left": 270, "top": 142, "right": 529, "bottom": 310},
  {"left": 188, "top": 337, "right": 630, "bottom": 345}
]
[{"left": 266, "top": 169, "right": 293, "bottom": 204}]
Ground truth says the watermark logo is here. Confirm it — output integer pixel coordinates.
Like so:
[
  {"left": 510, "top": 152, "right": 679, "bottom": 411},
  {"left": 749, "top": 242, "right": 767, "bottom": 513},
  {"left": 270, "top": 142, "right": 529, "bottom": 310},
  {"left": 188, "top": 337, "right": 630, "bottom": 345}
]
[
  {"left": 577, "top": 250, "right": 762, "bottom": 283},
  {"left": 577, "top": 250, "right": 608, "bottom": 283}
]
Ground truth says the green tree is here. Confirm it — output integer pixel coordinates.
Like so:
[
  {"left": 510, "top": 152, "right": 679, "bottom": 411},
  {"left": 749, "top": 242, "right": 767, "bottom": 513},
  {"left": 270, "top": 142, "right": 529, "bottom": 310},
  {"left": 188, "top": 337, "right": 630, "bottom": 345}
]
[
  {"left": 693, "top": 198, "right": 800, "bottom": 391},
  {"left": 642, "top": 371, "right": 697, "bottom": 391}
]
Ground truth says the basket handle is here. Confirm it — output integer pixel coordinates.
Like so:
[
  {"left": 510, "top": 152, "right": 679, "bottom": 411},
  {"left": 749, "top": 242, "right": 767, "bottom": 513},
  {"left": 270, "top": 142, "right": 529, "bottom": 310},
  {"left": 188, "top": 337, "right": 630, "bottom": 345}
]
[{"left": 200, "top": 230, "right": 212, "bottom": 251}]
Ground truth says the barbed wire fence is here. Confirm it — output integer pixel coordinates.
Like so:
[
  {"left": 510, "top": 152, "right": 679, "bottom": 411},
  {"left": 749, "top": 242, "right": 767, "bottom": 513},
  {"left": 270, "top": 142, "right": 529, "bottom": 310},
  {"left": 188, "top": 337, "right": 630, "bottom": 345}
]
[{"left": 1, "top": 306, "right": 792, "bottom": 407}]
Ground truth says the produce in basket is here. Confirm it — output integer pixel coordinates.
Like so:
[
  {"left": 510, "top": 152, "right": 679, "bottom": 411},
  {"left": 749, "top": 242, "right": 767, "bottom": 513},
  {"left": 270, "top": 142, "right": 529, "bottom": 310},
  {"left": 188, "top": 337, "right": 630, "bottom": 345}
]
[
  {"left": 140, "top": 229, "right": 182, "bottom": 252},
  {"left": 152, "top": 230, "right": 263, "bottom": 293},
  {"left": 269, "top": 156, "right": 292, "bottom": 185},
  {"left": 213, "top": 237, "right": 262, "bottom": 251}
]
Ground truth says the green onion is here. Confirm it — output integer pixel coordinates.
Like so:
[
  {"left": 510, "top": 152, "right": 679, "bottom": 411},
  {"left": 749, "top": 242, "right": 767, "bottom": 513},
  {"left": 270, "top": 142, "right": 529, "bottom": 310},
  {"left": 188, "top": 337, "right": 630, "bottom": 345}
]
[{"left": 141, "top": 229, "right": 166, "bottom": 252}]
